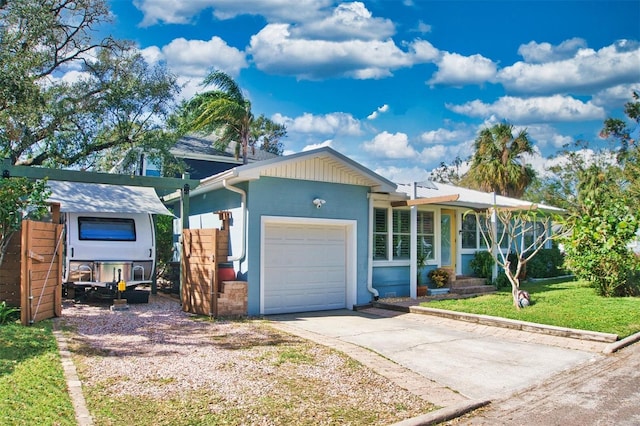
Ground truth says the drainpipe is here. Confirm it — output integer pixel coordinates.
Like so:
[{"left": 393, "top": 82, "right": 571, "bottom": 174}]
[
  {"left": 223, "top": 179, "right": 246, "bottom": 263},
  {"left": 367, "top": 192, "right": 379, "bottom": 300},
  {"left": 410, "top": 182, "right": 417, "bottom": 299}
]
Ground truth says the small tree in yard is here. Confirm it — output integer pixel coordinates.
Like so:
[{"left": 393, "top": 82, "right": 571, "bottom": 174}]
[
  {"left": 469, "top": 207, "right": 568, "bottom": 309},
  {"left": 0, "top": 178, "right": 50, "bottom": 270}
]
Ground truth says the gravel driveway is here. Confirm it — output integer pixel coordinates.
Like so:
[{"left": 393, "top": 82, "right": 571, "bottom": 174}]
[{"left": 60, "top": 294, "right": 435, "bottom": 425}]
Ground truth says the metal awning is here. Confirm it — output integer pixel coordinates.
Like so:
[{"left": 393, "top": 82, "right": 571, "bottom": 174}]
[{"left": 47, "top": 181, "right": 174, "bottom": 215}]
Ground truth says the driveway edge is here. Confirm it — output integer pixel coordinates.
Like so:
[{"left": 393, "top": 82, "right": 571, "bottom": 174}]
[
  {"left": 53, "top": 320, "right": 94, "bottom": 426},
  {"left": 389, "top": 400, "right": 491, "bottom": 426},
  {"left": 373, "top": 302, "right": 618, "bottom": 343}
]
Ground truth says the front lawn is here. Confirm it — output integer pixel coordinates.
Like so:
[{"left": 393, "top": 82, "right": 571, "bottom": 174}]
[
  {"left": 423, "top": 278, "right": 640, "bottom": 338},
  {"left": 0, "top": 321, "right": 76, "bottom": 425}
]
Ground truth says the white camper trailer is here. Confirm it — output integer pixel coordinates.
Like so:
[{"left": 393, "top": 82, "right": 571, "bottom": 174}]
[{"left": 47, "top": 181, "right": 173, "bottom": 301}]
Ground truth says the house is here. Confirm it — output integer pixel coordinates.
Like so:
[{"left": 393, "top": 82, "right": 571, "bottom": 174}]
[
  {"left": 164, "top": 146, "right": 561, "bottom": 316},
  {"left": 143, "top": 135, "right": 279, "bottom": 180}
]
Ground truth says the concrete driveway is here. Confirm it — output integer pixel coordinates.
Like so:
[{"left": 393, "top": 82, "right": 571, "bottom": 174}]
[{"left": 269, "top": 308, "right": 604, "bottom": 401}]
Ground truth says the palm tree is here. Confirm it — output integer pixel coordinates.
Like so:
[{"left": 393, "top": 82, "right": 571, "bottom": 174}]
[
  {"left": 184, "top": 71, "right": 254, "bottom": 164},
  {"left": 461, "top": 122, "right": 535, "bottom": 198}
]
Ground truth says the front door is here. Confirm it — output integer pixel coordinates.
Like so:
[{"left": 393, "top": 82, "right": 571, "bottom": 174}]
[{"left": 440, "top": 210, "right": 456, "bottom": 272}]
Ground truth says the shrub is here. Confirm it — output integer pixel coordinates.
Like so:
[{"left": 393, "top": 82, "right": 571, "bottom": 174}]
[
  {"left": 493, "top": 272, "right": 510, "bottom": 290},
  {"left": 525, "top": 246, "right": 566, "bottom": 278},
  {"left": 428, "top": 268, "right": 450, "bottom": 288},
  {"left": 470, "top": 251, "right": 494, "bottom": 280},
  {"left": 0, "top": 301, "right": 19, "bottom": 325}
]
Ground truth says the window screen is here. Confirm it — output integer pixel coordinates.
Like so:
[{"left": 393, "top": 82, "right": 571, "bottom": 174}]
[
  {"left": 392, "top": 210, "right": 410, "bottom": 259},
  {"left": 373, "top": 208, "right": 388, "bottom": 260},
  {"left": 417, "top": 211, "right": 434, "bottom": 260},
  {"left": 78, "top": 217, "right": 136, "bottom": 241},
  {"left": 461, "top": 214, "right": 477, "bottom": 249}
]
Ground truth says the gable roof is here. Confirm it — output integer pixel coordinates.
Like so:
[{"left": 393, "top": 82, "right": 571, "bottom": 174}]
[
  {"left": 192, "top": 146, "right": 397, "bottom": 195},
  {"left": 395, "top": 181, "right": 564, "bottom": 213},
  {"left": 172, "top": 135, "right": 279, "bottom": 163}
]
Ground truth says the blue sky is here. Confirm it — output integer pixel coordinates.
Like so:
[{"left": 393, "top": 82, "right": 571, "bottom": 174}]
[{"left": 103, "top": 0, "right": 639, "bottom": 182}]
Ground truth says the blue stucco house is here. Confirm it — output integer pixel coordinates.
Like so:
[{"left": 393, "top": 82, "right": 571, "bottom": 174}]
[{"left": 165, "top": 147, "right": 560, "bottom": 316}]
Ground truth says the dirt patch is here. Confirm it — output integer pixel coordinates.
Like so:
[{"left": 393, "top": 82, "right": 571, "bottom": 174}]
[{"left": 60, "top": 295, "right": 436, "bottom": 425}]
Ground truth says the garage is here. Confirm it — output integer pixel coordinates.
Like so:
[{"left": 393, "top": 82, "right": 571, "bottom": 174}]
[{"left": 262, "top": 220, "right": 354, "bottom": 315}]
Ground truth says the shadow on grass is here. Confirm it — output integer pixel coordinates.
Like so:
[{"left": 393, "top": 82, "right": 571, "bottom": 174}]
[{"left": 0, "top": 321, "right": 56, "bottom": 377}]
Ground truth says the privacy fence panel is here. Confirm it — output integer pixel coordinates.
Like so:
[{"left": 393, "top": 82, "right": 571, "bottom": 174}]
[{"left": 20, "top": 220, "right": 64, "bottom": 325}]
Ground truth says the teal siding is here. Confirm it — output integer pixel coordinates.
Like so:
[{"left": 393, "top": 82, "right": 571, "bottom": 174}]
[
  {"left": 246, "top": 177, "right": 371, "bottom": 315},
  {"left": 461, "top": 253, "right": 475, "bottom": 275}
]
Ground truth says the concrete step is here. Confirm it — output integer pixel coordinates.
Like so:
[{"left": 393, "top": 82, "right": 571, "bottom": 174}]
[
  {"left": 451, "top": 276, "right": 488, "bottom": 288},
  {"left": 452, "top": 285, "right": 496, "bottom": 295}
]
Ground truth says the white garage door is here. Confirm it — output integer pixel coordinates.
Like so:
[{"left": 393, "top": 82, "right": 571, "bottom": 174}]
[{"left": 263, "top": 222, "right": 347, "bottom": 315}]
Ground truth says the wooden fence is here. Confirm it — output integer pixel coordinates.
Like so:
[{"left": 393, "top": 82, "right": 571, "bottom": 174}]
[
  {"left": 0, "top": 204, "right": 64, "bottom": 326},
  {"left": 181, "top": 212, "right": 248, "bottom": 317}
]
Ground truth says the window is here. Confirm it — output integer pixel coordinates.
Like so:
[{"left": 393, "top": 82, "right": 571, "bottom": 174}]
[
  {"left": 417, "top": 211, "right": 434, "bottom": 260},
  {"left": 461, "top": 214, "right": 477, "bottom": 249},
  {"left": 373, "top": 208, "right": 388, "bottom": 260},
  {"left": 524, "top": 221, "right": 546, "bottom": 248},
  {"left": 392, "top": 210, "right": 410, "bottom": 259},
  {"left": 78, "top": 217, "right": 136, "bottom": 241},
  {"left": 373, "top": 207, "right": 437, "bottom": 261}
]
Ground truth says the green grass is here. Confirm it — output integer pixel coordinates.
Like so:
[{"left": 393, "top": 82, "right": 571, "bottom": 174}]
[
  {"left": 0, "top": 320, "right": 76, "bottom": 425},
  {"left": 424, "top": 278, "right": 640, "bottom": 338}
]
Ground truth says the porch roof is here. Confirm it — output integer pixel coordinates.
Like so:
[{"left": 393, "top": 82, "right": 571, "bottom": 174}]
[{"left": 395, "top": 181, "right": 564, "bottom": 213}]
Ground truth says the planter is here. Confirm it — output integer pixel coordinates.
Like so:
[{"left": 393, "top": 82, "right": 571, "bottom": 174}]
[
  {"left": 218, "top": 265, "right": 236, "bottom": 282},
  {"left": 417, "top": 286, "right": 427, "bottom": 297},
  {"left": 428, "top": 288, "right": 450, "bottom": 296}
]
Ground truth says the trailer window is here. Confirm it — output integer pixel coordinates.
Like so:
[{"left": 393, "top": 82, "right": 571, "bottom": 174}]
[{"left": 78, "top": 217, "right": 136, "bottom": 241}]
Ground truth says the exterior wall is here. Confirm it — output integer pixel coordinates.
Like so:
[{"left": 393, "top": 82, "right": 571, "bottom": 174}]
[
  {"left": 186, "top": 184, "right": 246, "bottom": 276},
  {"left": 187, "top": 177, "right": 371, "bottom": 316},
  {"left": 246, "top": 177, "right": 370, "bottom": 315}
]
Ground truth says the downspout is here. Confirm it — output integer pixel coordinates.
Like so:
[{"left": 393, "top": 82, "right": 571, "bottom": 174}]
[
  {"left": 367, "top": 192, "right": 379, "bottom": 300},
  {"left": 223, "top": 179, "right": 246, "bottom": 263},
  {"left": 410, "top": 182, "right": 417, "bottom": 299}
]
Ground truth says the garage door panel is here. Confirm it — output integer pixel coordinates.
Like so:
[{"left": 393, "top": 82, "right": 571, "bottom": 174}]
[{"left": 263, "top": 222, "right": 347, "bottom": 315}]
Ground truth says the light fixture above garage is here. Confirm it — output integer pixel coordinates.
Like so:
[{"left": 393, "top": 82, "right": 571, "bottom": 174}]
[{"left": 312, "top": 198, "right": 326, "bottom": 209}]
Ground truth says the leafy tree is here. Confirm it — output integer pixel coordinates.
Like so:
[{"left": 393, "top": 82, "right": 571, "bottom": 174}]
[
  {"left": 560, "top": 92, "right": 640, "bottom": 296},
  {"left": 251, "top": 114, "right": 286, "bottom": 156},
  {"left": 0, "top": 178, "right": 50, "bottom": 269},
  {"left": 0, "top": 0, "right": 182, "bottom": 172},
  {"left": 564, "top": 198, "right": 638, "bottom": 296},
  {"left": 470, "top": 207, "right": 568, "bottom": 309},
  {"left": 460, "top": 123, "right": 535, "bottom": 197},
  {"left": 181, "top": 70, "right": 286, "bottom": 163},
  {"left": 429, "top": 157, "right": 463, "bottom": 184}
]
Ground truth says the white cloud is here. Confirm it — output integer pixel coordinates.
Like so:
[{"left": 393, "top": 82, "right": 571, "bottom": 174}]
[
  {"left": 134, "top": 0, "right": 330, "bottom": 27},
  {"left": 517, "top": 38, "right": 587, "bottom": 63},
  {"left": 302, "top": 140, "right": 333, "bottom": 151},
  {"left": 498, "top": 40, "right": 640, "bottom": 94},
  {"left": 526, "top": 124, "right": 575, "bottom": 149},
  {"left": 367, "top": 104, "right": 389, "bottom": 120},
  {"left": 293, "top": 2, "right": 395, "bottom": 41},
  {"left": 415, "top": 20, "right": 432, "bottom": 34},
  {"left": 591, "top": 83, "right": 640, "bottom": 108},
  {"left": 272, "top": 112, "right": 362, "bottom": 136},
  {"left": 373, "top": 165, "right": 431, "bottom": 183},
  {"left": 428, "top": 52, "right": 497, "bottom": 86},
  {"left": 161, "top": 36, "right": 247, "bottom": 79},
  {"left": 409, "top": 39, "right": 441, "bottom": 62},
  {"left": 420, "top": 128, "right": 470, "bottom": 144},
  {"left": 248, "top": 24, "right": 430, "bottom": 80},
  {"left": 362, "top": 131, "right": 417, "bottom": 159},
  {"left": 447, "top": 95, "right": 605, "bottom": 123}
]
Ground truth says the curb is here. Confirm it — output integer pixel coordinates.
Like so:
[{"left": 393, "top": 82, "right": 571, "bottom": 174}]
[
  {"left": 389, "top": 400, "right": 491, "bottom": 426},
  {"left": 52, "top": 320, "right": 94, "bottom": 426},
  {"left": 603, "top": 331, "right": 640, "bottom": 354},
  {"left": 372, "top": 301, "right": 619, "bottom": 344}
]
